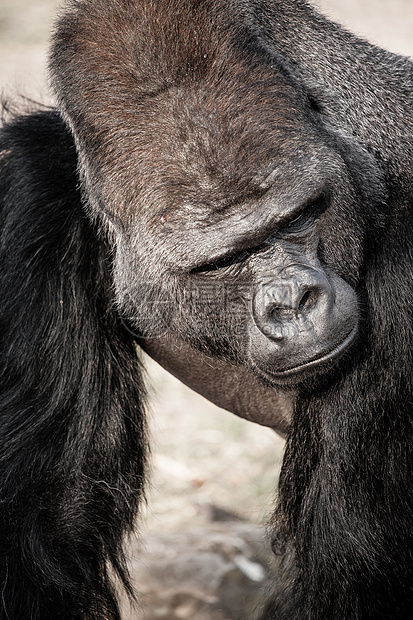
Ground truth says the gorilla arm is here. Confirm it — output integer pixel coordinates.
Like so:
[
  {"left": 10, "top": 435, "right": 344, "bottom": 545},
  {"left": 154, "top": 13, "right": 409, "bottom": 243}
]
[{"left": 140, "top": 335, "right": 292, "bottom": 438}]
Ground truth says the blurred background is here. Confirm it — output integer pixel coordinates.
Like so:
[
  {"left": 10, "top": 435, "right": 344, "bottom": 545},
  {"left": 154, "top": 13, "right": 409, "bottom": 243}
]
[{"left": 1, "top": 0, "right": 412, "bottom": 535}]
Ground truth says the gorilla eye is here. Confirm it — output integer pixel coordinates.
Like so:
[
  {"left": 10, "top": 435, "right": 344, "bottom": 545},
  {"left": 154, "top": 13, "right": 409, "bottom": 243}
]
[
  {"left": 192, "top": 196, "right": 326, "bottom": 275},
  {"left": 278, "top": 195, "right": 326, "bottom": 235},
  {"left": 283, "top": 210, "right": 308, "bottom": 230},
  {"left": 191, "top": 248, "right": 252, "bottom": 274}
]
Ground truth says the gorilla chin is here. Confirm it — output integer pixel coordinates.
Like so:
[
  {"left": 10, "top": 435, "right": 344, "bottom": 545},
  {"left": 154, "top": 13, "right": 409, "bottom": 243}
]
[{"left": 250, "top": 321, "right": 359, "bottom": 386}]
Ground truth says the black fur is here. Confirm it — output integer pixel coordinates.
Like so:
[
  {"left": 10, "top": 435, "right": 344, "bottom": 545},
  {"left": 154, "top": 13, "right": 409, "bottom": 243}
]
[
  {"left": 1, "top": 1, "right": 413, "bottom": 619},
  {"left": 0, "top": 109, "right": 147, "bottom": 619}
]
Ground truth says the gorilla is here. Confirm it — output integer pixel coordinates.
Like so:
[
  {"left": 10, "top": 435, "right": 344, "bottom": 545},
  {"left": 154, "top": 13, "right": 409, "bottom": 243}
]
[{"left": 0, "top": 0, "right": 412, "bottom": 618}]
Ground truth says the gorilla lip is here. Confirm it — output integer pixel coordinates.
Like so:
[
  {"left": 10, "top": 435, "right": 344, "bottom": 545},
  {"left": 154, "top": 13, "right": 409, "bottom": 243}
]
[{"left": 259, "top": 323, "right": 358, "bottom": 380}]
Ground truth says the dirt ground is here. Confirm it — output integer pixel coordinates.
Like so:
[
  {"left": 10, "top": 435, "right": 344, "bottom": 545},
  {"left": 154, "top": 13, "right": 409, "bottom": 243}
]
[{"left": 1, "top": 0, "right": 412, "bottom": 536}]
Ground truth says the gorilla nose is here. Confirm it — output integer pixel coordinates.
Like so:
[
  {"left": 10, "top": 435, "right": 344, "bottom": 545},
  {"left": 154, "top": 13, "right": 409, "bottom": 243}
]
[
  {"left": 271, "top": 288, "right": 314, "bottom": 322},
  {"left": 252, "top": 267, "right": 334, "bottom": 343}
]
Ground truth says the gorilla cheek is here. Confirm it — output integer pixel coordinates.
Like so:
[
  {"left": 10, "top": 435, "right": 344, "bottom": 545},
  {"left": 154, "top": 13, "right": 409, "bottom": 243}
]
[{"left": 248, "top": 265, "right": 359, "bottom": 383}]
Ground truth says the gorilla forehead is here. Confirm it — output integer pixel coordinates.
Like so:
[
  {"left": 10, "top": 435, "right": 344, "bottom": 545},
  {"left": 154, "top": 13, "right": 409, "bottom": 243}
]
[
  {"left": 130, "top": 79, "right": 310, "bottom": 212},
  {"left": 53, "top": 0, "right": 284, "bottom": 90},
  {"left": 51, "top": 0, "right": 312, "bottom": 223}
]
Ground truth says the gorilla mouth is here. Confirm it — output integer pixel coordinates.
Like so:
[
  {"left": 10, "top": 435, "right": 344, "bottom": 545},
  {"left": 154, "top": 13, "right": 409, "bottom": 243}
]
[
  {"left": 255, "top": 324, "right": 358, "bottom": 382},
  {"left": 279, "top": 324, "right": 359, "bottom": 377}
]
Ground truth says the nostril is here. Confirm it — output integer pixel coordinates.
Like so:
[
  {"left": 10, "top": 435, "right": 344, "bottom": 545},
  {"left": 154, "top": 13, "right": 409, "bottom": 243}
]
[{"left": 298, "top": 290, "right": 313, "bottom": 313}]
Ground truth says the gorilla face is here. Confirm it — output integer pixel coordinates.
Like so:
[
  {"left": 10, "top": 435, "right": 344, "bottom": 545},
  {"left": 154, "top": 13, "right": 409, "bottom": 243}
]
[
  {"left": 111, "top": 114, "right": 369, "bottom": 387},
  {"left": 176, "top": 156, "right": 361, "bottom": 386},
  {"left": 51, "top": 0, "right": 383, "bottom": 388}
]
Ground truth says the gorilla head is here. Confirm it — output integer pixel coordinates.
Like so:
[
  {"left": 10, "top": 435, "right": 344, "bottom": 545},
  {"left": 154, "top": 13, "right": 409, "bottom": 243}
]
[{"left": 51, "top": 0, "right": 382, "bottom": 388}]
